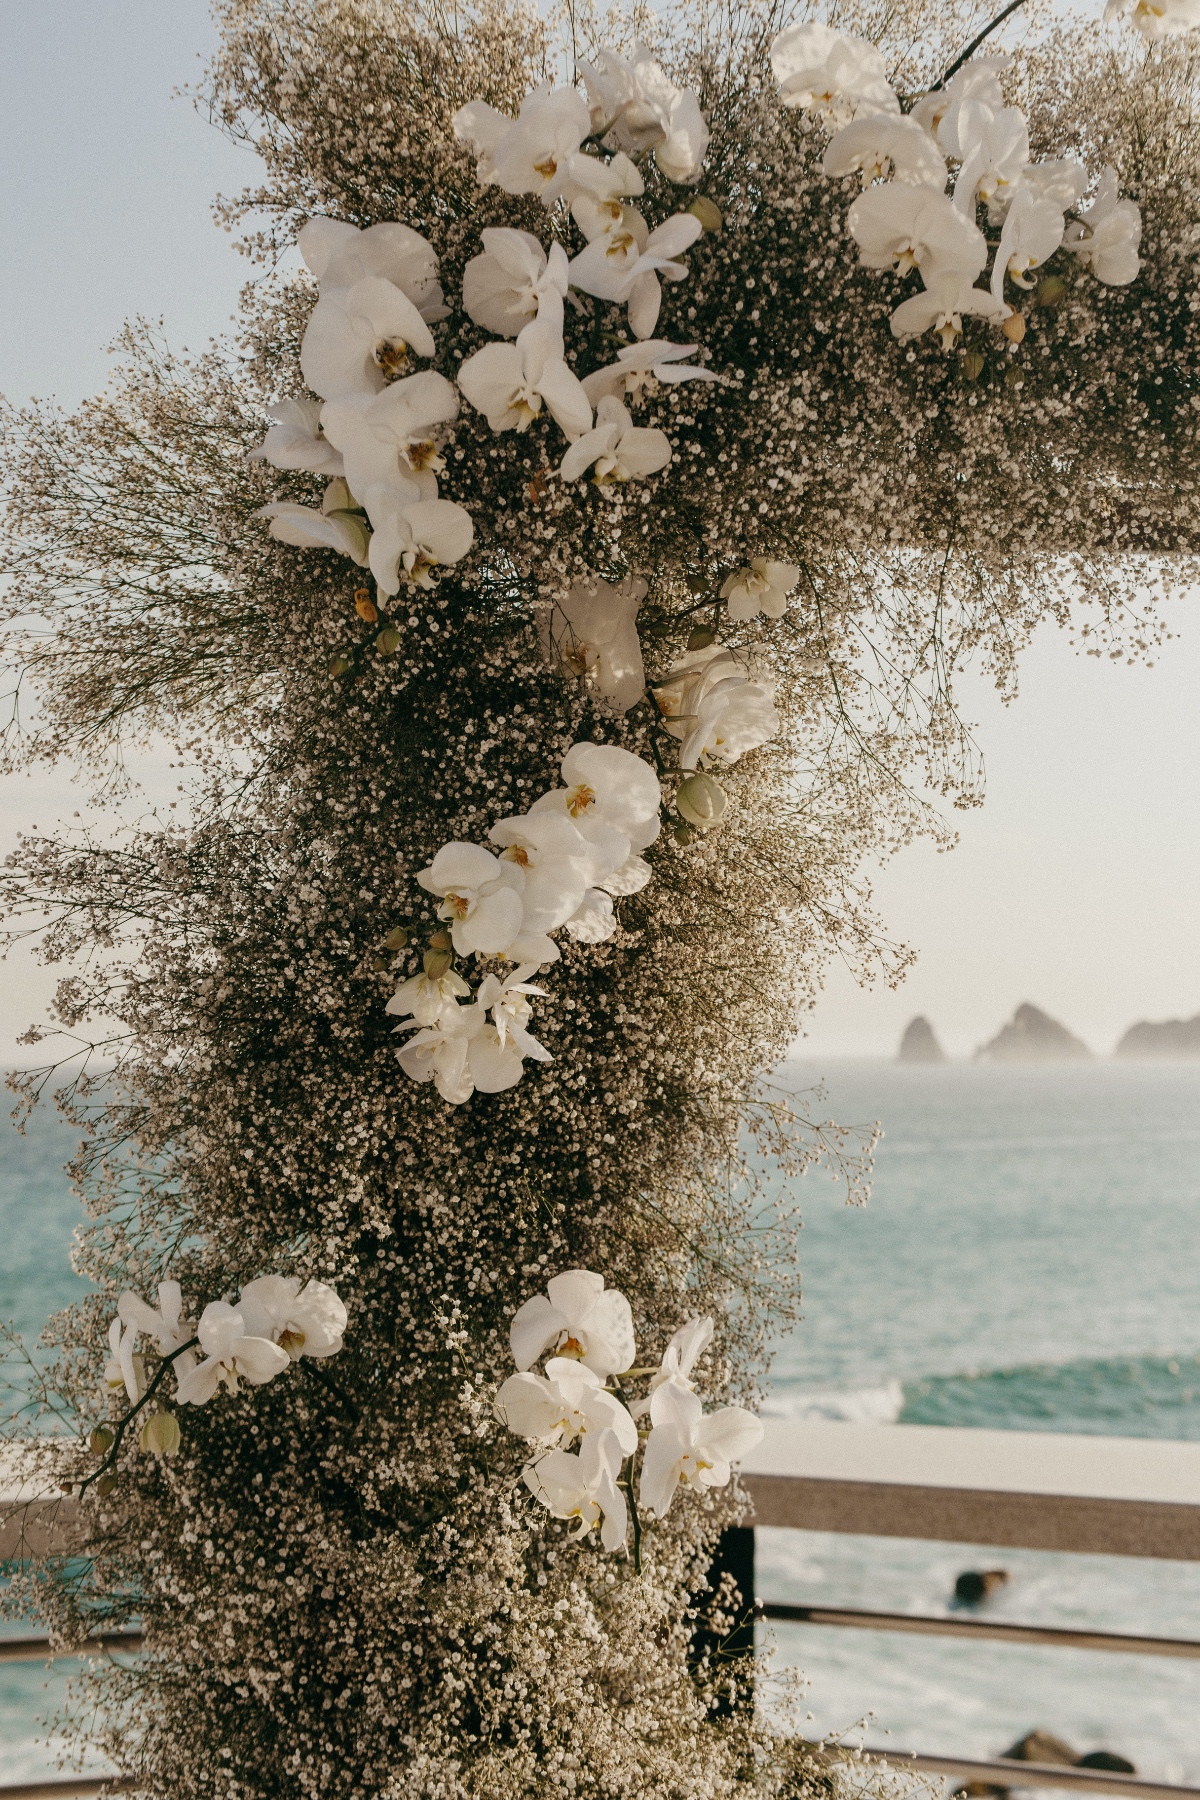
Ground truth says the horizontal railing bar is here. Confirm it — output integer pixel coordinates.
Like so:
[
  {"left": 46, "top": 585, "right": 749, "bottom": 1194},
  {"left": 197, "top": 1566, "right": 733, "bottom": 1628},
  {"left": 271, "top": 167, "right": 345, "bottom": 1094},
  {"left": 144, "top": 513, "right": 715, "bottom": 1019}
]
[
  {"left": 763, "top": 1602, "right": 1200, "bottom": 1660},
  {"left": 0, "top": 1782, "right": 133, "bottom": 1799},
  {"left": 0, "top": 1633, "right": 144, "bottom": 1665},
  {"left": 845, "top": 1747, "right": 1200, "bottom": 1800}
]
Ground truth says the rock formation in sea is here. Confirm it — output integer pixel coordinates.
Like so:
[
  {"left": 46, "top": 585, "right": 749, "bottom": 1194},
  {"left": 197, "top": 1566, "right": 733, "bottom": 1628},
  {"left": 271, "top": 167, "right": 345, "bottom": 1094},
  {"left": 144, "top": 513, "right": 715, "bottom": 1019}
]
[
  {"left": 897, "top": 1016, "right": 948, "bottom": 1063},
  {"left": 1115, "top": 1011, "right": 1200, "bottom": 1058},
  {"left": 976, "top": 1003, "right": 1092, "bottom": 1063}
]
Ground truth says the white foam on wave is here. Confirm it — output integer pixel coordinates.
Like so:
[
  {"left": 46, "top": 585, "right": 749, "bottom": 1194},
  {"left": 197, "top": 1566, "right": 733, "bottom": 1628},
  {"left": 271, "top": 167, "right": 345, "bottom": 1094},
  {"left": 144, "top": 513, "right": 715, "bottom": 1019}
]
[{"left": 762, "top": 1379, "right": 905, "bottom": 1425}]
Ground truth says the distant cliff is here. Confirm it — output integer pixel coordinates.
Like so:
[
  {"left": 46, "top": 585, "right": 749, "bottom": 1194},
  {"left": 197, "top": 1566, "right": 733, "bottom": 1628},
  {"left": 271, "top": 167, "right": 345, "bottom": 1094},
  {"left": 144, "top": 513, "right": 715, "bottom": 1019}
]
[
  {"left": 1116, "top": 1012, "right": 1200, "bottom": 1059},
  {"left": 976, "top": 1003, "right": 1092, "bottom": 1063},
  {"left": 897, "top": 1016, "right": 947, "bottom": 1063}
]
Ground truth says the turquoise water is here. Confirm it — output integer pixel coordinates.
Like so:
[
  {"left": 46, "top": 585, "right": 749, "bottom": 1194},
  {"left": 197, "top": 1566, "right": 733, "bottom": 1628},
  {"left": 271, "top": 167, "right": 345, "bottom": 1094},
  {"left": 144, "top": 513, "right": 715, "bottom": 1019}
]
[{"left": 3, "top": 1070, "right": 1200, "bottom": 1779}]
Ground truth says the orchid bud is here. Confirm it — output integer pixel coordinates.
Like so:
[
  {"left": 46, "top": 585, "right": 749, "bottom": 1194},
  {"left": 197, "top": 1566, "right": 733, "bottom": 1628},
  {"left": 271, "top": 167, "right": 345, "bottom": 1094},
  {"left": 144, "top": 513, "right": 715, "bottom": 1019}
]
[
  {"left": 672, "top": 820, "right": 698, "bottom": 846},
  {"left": 1001, "top": 311, "right": 1026, "bottom": 344},
  {"left": 1037, "top": 274, "right": 1067, "bottom": 308},
  {"left": 89, "top": 1424, "right": 115, "bottom": 1456},
  {"left": 960, "top": 350, "right": 985, "bottom": 381},
  {"left": 329, "top": 654, "right": 352, "bottom": 678},
  {"left": 140, "top": 1411, "right": 181, "bottom": 1459},
  {"left": 428, "top": 930, "right": 452, "bottom": 952},
  {"left": 372, "top": 953, "right": 391, "bottom": 971},
  {"left": 95, "top": 1473, "right": 118, "bottom": 1497},
  {"left": 687, "top": 626, "right": 716, "bottom": 651},
  {"left": 686, "top": 196, "right": 723, "bottom": 233},
  {"left": 676, "top": 772, "right": 729, "bottom": 830},
  {"left": 355, "top": 589, "right": 379, "bottom": 624},
  {"left": 424, "top": 948, "right": 453, "bottom": 979},
  {"left": 383, "top": 927, "right": 408, "bottom": 950},
  {"left": 686, "top": 576, "right": 708, "bottom": 596},
  {"left": 376, "top": 627, "right": 401, "bottom": 655},
  {"left": 321, "top": 477, "right": 355, "bottom": 515}
]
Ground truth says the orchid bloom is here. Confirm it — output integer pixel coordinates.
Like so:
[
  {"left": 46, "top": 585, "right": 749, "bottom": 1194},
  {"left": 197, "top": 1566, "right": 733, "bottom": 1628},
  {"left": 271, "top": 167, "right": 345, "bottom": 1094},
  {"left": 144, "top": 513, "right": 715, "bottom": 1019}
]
[
  {"left": 822, "top": 116, "right": 946, "bottom": 190},
  {"left": 249, "top": 397, "right": 345, "bottom": 476},
  {"left": 539, "top": 575, "right": 647, "bottom": 714},
  {"left": 465, "top": 85, "right": 592, "bottom": 205},
  {"left": 531, "top": 742, "right": 663, "bottom": 865},
  {"left": 847, "top": 185, "right": 986, "bottom": 278},
  {"left": 254, "top": 497, "right": 370, "bottom": 567},
  {"left": 770, "top": 21, "right": 899, "bottom": 124},
  {"left": 298, "top": 217, "right": 447, "bottom": 321},
  {"left": 487, "top": 809, "right": 597, "bottom": 936},
  {"left": 890, "top": 268, "right": 1007, "bottom": 349},
  {"left": 320, "top": 371, "right": 459, "bottom": 505},
  {"left": 364, "top": 480, "right": 474, "bottom": 593},
  {"left": 579, "top": 44, "right": 709, "bottom": 184},
  {"left": 631, "top": 1315, "right": 715, "bottom": 1417},
  {"left": 568, "top": 213, "right": 702, "bottom": 341},
  {"left": 991, "top": 189, "right": 1066, "bottom": 300},
  {"left": 559, "top": 395, "right": 671, "bottom": 487},
  {"left": 654, "top": 643, "right": 780, "bottom": 769},
  {"left": 510, "top": 1269, "right": 636, "bottom": 1378},
  {"left": 104, "top": 1316, "right": 143, "bottom": 1404},
  {"left": 1064, "top": 167, "right": 1142, "bottom": 286},
  {"left": 1105, "top": 0, "right": 1200, "bottom": 35},
  {"left": 458, "top": 316, "right": 592, "bottom": 442},
  {"left": 950, "top": 100, "right": 1030, "bottom": 216},
  {"left": 461, "top": 229, "right": 556, "bottom": 338},
  {"left": 561, "top": 889, "right": 617, "bottom": 944},
  {"left": 1018, "top": 159, "right": 1089, "bottom": 211},
  {"left": 386, "top": 965, "right": 471, "bottom": 1028},
  {"left": 910, "top": 56, "right": 1009, "bottom": 147},
  {"left": 522, "top": 1427, "right": 629, "bottom": 1551},
  {"left": 496, "top": 1355, "right": 638, "bottom": 1455},
  {"left": 638, "top": 1380, "right": 763, "bottom": 1517},
  {"left": 117, "top": 1280, "right": 194, "bottom": 1357},
  {"left": 174, "top": 1302, "right": 291, "bottom": 1406},
  {"left": 300, "top": 276, "right": 437, "bottom": 400},
  {"left": 720, "top": 558, "right": 799, "bottom": 622},
  {"left": 582, "top": 341, "right": 718, "bottom": 407},
  {"left": 397, "top": 987, "right": 551, "bottom": 1101},
  {"left": 236, "top": 1277, "right": 347, "bottom": 1362},
  {"left": 417, "top": 842, "right": 524, "bottom": 957}
]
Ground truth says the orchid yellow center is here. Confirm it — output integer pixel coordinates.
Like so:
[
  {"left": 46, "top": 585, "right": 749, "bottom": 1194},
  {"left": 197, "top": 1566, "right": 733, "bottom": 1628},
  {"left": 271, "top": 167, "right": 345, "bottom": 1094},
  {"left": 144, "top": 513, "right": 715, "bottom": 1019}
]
[
  {"left": 534, "top": 154, "right": 558, "bottom": 180},
  {"left": 565, "top": 784, "right": 596, "bottom": 817},
  {"left": 557, "top": 1334, "right": 587, "bottom": 1359},
  {"left": 374, "top": 337, "right": 412, "bottom": 377},
  {"left": 445, "top": 892, "right": 472, "bottom": 918},
  {"left": 278, "top": 1328, "right": 306, "bottom": 1359},
  {"left": 503, "top": 845, "right": 532, "bottom": 866},
  {"left": 406, "top": 439, "right": 444, "bottom": 472}
]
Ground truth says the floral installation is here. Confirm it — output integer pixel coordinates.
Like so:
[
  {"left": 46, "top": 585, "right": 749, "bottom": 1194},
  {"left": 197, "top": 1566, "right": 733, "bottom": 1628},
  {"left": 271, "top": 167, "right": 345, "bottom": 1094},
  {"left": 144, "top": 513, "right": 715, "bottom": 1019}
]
[{"left": 1, "top": 0, "right": 1198, "bottom": 1795}]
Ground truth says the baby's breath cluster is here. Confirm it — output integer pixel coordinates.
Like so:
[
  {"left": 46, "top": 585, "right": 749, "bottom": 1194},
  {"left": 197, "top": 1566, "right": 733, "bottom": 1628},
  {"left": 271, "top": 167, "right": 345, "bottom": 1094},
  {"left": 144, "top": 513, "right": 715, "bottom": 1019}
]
[{"left": 1, "top": 0, "right": 1197, "bottom": 1795}]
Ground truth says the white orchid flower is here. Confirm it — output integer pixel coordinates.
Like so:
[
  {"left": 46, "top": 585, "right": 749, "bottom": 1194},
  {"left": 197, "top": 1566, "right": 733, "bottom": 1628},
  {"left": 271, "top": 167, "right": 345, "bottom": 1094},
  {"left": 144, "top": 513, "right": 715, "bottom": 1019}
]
[
  {"left": 568, "top": 214, "right": 702, "bottom": 342},
  {"left": 562, "top": 889, "right": 617, "bottom": 943},
  {"left": 488, "top": 85, "right": 592, "bottom": 205},
  {"left": 1105, "top": 0, "right": 1200, "bottom": 35},
  {"left": 511, "top": 1269, "right": 636, "bottom": 1378},
  {"left": 462, "top": 229, "right": 553, "bottom": 338},
  {"left": 386, "top": 966, "right": 471, "bottom": 1028},
  {"left": 300, "top": 276, "right": 437, "bottom": 400},
  {"left": 475, "top": 972, "right": 553, "bottom": 1069},
  {"left": 417, "top": 841, "right": 525, "bottom": 956},
  {"left": 237, "top": 1276, "right": 347, "bottom": 1361},
  {"left": 538, "top": 574, "right": 647, "bottom": 714},
  {"left": 631, "top": 1316, "right": 715, "bottom": 1417},
  {"left": 910, "top": 56, "right": 1009, "bottom": 147},
  {"left": 950, "top": 100, "right": 1030, "bottom": 216},
  {"left": 770, "top": 21, "right": 899, "bottom": 124},
  {"left": 452, "top": 98, "right": 513, "bottom": 183},
  {"left": 458, "top": 319, "right": 592, "bottom": 442},
  {"left": 254, "top": 500, "right": 370, "bottom": 566},
  {"left": 531, "top": 741, "right": 663, "bottom": 859},
  {"left": 117, "top": 1280, "right": 193, "bottom": 1355},
  {"left": 559, "top": 395, "right": 671, "bottom": 487},
  {"left": 174, "top": 1301, "right": 290, "bottom": 1406},
  {"left": 566, "top": 151, "right": 646, "bottom": 243},
  {"left": 1017, "top": 158, "right": 1089, "bottom": 211},
  {"left": 720, "top": 557, "right": 800, "bottom": 622},
  {"left": 582, "top": 341, "right": 717, "bottom": 407},
  {"left": 848, "top": 185, "right": 985, "bottom": 278},
  {"left": 298, "top": 217, "right": 447, "bottom": 321},
  {"left": 823, "top": 116, "right": 946, "bottom": 189},
  {"left": 1064, "top": 167, "right": 1142, "bottom": 286},
  {"left": 396, "top": 987, "right": 550, "bottom": 1101},
  {"left": 487, "top": 810, "right": 596, "bottom": 935},
  {"left": 991, "top": 189, "right": 1066, "bottom": 300},
  {"left": 364, "top": 481, "right": 473, "bottom": 594},
  {"left": 890, "top": 268, "right": 1008, "bottom": 349},
  {"left": 104, "top": 1315, "right": 143, "bottom": 1404},
  {"left": 248, "top": 397, "right": 344, "bottom": 475},
  {"left": 579, "top": 45, "right": 709, "bottom": 184},
  {"left": 655, "top": 643, "right": 779, "bottom": 769},
  {"left": 496, "top": 1355, "right": 638, "bottom": 1455},
  {"left": 320, "top": 371, "right": 459, "bottom": 507},
  {"left": 638, "top": 1380, "right": 763, "bottom": 1517},
  {"left": 523, "top": 1427, "right": 629, "bottom": 1551}
]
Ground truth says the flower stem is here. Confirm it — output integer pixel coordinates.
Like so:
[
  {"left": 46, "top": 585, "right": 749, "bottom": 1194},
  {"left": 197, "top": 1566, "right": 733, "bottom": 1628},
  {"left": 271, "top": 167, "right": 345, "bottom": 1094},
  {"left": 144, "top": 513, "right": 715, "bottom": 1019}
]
[
  {"left": 81, "top": 1337, "right": 200, "bottom": 1496},
  {"left": 932, "top": 0, "right": 1028, "bottom": 92}
]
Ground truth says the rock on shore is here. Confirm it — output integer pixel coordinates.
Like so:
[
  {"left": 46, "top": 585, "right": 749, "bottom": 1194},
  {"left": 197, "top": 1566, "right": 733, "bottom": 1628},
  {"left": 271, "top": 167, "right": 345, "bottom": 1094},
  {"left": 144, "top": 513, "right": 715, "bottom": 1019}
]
[
  {"left": 897, "top": 1016, "right": 947, "bottom": 1063},
  {"left": 1116, "top": 1011, "right": 1200, "bottom": 1059},
  {"left": 976, "top": 1003, "right": 1091, "bottom": 1063}
]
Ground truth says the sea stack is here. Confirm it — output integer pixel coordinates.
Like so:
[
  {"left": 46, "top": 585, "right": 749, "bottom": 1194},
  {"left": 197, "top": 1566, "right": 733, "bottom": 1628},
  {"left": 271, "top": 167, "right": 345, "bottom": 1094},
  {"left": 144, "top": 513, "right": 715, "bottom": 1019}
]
[
  {"left": 1116, "top": 1011, "right": 1200, "bottom": 1058},
  {"left": 897, "top": 1016, "right": 947, "bottom": 1063},
  {"left": 977, "top": 1003, "right": 1092, "bottom": 1063}
]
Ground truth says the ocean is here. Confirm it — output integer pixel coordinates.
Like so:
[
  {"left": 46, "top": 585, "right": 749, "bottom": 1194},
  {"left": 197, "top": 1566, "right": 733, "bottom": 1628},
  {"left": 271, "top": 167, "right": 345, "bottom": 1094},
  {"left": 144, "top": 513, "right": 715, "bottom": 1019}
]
[{"left": 1, "top": 1064, "right": 1199, "bottom": 1783}]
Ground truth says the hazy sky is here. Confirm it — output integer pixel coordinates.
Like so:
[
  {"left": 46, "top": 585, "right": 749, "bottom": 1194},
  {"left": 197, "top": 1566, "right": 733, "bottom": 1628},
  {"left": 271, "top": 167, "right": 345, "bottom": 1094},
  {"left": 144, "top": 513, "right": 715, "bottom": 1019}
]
[{"left": 2, "top": 3, "right": 1197, "bottom": 1067}]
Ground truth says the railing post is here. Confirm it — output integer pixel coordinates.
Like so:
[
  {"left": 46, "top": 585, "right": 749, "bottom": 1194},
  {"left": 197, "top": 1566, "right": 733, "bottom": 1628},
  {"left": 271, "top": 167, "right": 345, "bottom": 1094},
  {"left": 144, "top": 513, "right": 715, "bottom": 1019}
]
[{"left": 693, "top": 1524, "right": 756, "bottom": 1714}]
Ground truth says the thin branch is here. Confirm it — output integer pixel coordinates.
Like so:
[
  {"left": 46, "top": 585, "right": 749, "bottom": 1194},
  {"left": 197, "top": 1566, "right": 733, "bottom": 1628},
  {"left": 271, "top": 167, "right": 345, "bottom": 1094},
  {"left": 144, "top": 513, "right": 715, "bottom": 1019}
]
[{"left": 932, "top": 0, "right": 1028, "bottom": 91}]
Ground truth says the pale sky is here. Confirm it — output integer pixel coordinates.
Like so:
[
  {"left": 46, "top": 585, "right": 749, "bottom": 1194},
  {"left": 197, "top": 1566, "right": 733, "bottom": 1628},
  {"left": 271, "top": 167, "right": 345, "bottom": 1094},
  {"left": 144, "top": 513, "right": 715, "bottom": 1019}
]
[{"left": 2, "top": 3, "right": 1197, "bottom": 1067}]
